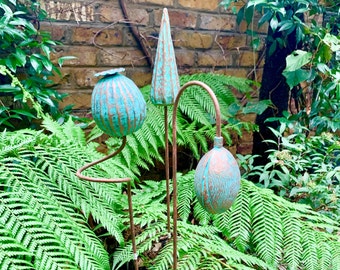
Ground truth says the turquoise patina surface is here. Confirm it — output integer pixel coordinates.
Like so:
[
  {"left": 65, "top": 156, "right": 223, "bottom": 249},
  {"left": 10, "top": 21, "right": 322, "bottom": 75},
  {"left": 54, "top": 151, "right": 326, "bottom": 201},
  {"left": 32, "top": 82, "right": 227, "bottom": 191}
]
[
  {"left": 91, "top": 68, "right": 147, "bottom": 137},
  {"left": 194, "top": 136, "right": 241, "bottom": 214},
  {"left": 150, "top": 8, "right": 180, "bottom": 105}
]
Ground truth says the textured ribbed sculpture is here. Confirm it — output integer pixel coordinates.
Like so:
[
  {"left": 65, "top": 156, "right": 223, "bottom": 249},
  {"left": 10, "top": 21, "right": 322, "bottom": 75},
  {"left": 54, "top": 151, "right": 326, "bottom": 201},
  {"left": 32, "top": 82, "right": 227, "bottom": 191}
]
[
  {"left": 194, "top": 136, "right": 241, "bottom": 214},
  {"left": 77, "top": 68, "right": 145, "bottom": 270},
  {"left": 92, "top": 68, "right": 147, "bottom": 137},
  {"left": 150, "top": 8, "right": 180, "bottom": 235},
  {"left": 171, "top": 81, "right": 241, "bottom": 269},
  {"left": 150, "top": 8, "right": 180, "bottom": 105}
]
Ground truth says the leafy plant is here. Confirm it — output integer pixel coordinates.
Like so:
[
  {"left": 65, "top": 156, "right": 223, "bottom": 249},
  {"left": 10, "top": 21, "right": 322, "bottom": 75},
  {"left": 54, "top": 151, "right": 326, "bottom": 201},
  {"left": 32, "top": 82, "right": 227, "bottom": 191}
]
[
  {"left": 89, "top": 72, "right": 266, "bottom": 170},
  {"left": 282, "top": 25, "right": 340, "bottom": 134},
  {"left": 114, "top": 171, "right": 340, "bottom": 270},
  {"left": 220, "top": 0, "right": 339, "bottom": 162},
  {"left": 0, "top": 0, "right": 73, "bottom": 130},
  {"left": 1, "top": 119, "right": 340, "bottom": 270},
  {"left": 239, "top": 120, "right": 340, "bottom": 221}
]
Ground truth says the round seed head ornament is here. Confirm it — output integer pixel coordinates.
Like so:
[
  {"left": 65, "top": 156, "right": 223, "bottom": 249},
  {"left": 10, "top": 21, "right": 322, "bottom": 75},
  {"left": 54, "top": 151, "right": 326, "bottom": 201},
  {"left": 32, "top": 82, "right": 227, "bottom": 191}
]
[
  {"left": 194, "top": 136, "right": 241, "bottom": 214},
  {"left": 91, "top": 68, "right": 147, "bottom": 137}
]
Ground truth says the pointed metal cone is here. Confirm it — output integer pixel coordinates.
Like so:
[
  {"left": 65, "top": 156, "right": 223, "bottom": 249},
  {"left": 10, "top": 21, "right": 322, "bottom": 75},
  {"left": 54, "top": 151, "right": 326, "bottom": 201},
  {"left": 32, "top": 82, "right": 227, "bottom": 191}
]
[{"left": 150, "top": 8, "right": 180, "bottom": 106}]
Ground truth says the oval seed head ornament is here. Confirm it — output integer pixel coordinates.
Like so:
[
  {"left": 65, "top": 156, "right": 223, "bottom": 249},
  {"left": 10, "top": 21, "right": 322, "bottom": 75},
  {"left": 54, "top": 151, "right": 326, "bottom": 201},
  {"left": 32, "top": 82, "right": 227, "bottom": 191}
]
[
  {"left": 194, "top": 136, "right": 241, "bottom": 214},
  {"left": 91, "top": 68, "right": 147, "bottom": 137}
]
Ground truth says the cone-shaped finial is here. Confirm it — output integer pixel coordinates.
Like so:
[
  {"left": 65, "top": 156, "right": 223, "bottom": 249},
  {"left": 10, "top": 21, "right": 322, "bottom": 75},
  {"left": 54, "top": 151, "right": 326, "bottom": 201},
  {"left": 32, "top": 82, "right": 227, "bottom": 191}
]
[{"left": 150, "top": 8, "right": 180, "bottom": 105}]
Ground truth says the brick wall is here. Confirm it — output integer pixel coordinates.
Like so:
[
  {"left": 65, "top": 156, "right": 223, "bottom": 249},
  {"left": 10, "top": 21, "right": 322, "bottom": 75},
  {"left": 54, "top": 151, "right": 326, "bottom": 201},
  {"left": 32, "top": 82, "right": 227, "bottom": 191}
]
[{"left": 39, "top": 0, "right": 266, "bottom": 154}]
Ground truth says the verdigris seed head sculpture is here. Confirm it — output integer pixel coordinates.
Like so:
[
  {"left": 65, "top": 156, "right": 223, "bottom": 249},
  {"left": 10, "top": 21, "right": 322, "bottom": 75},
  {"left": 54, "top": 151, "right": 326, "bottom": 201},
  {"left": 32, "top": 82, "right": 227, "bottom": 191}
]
[
  {"left": 150, "top": 8, "right": 180, "bottom": 105},
  {"left": 91, "top": 68, "right": 147, "bottom": 137},
  {"left": 194, "top": 136, "right": 241, "bottom": 214},
  {"left": 77, "top": 67, "right": 144, "bottom": 270}
]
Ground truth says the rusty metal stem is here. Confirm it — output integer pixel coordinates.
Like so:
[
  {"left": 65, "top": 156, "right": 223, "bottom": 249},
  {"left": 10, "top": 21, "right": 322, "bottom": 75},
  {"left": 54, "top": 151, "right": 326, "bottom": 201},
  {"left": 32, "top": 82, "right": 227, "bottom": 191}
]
[
  {"left": 127, "top": 181, "right": 138, "bottom": 270},
  {"left": 76, "top": 136, "right": 138, "bottom": 270},
  {"left": 172, "top": 81, "right": 221, "bottom": 269},
  {"left": 76, "top": 136, "right": 130, "bottom": 183},
  {"left": 165, "top": 107, "right": 171, "bottom": 235}
]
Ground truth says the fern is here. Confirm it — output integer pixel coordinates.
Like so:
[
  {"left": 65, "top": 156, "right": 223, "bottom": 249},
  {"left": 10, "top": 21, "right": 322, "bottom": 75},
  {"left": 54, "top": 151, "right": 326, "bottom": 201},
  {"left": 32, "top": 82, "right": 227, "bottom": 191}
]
[
  {"left": 88, "top": 73, "right": 258, "bottom": 166},
  {"left": 0, "top": 121, "right": 135, "bottom": 269},
  {"left": 112, "top": 172, "right": 340, "bottom": 270}
]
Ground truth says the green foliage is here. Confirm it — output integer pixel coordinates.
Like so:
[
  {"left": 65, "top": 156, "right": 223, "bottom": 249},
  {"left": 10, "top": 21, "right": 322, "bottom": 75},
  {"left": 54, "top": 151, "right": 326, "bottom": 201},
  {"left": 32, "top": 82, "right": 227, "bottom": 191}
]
[
  {"left": 89, "top": 73, "right": 263, "bottom": 166},
  {"left": 282, "top": 25, "right": 340, "bottom": 134},
  {"left": 239, "top": 121, "right": 340, "bottom": 221},
  {"left": 1, "top": 118, "right": 339, "bottom": 269},
  {"left": 0, "top": 0, "right": 74, "bottom": 130},
  {"left": 114, "top": 171, "right": 340, "bottom": 269},
  {"left": 221, "top": 0, "right": 340, "bottom": 134},
  {"left": 0, "top": 121, "right": 129, "bottom": 269}
]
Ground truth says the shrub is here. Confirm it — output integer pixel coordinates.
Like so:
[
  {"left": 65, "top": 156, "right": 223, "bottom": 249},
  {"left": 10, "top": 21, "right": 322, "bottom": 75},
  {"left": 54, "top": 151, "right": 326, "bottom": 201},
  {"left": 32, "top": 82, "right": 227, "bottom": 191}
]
[{"left": 0, "top": 0, "right": 72, "bottom": 130}]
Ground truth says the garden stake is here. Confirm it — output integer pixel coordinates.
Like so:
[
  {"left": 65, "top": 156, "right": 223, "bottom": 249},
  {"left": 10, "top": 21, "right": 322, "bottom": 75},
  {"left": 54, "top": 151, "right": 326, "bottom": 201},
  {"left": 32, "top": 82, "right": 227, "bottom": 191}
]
[
  {"left": 150, "top": 8, "right": 180, "bottom": 236},
  {"left": 77, "top": 68, "right": 148, "bottom": 270},
  {"left": 76, "top": 137, "right": 138, "bottom": 270},
  {"left": 171, "top": 81, "right": 241, "bottom": 269}
]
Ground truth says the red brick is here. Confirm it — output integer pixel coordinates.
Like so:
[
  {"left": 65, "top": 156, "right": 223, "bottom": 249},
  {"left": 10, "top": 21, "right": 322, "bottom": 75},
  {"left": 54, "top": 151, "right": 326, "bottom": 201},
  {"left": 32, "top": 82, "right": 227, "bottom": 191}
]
[
  {"left": 72, "top": 27, "right": 123, "bottom": 46},
  {"left": 40, "top": 22, "right": 68, "bottom": 43},
  {"left": 131, "top": 0, "right": 174, "bottom": 5},
  {"left": 175, "top": 50, "right": 195, "bottom": 67},
  {"left": 174, "top": 31, "right": 213, "bottom": 49},
  {"left": 199, "top": 14, "right": 237, "bottom": 31},
  {"left": 60, "top": 91, "right": 92, "bottom": 109},
  {"left": 178, "top": 0, "right": 219, "bottom": 11},
  {"left": 197, "top": 50, "right": 232, "bottom": 67},
  {"left": 52, "top": 46, "right": 97, "bottom": 66},
  {"left": 40, "top": 1, "right": 95, "bottom": 22},
  {"left": 154, "top": 9, "right": 197, "bottom": 28},
  {"left": 97, "top": 47, "right": 148, "bottom": 67},
  {"left": 214, "top": 34, "right": 248, "bottom": 50}
]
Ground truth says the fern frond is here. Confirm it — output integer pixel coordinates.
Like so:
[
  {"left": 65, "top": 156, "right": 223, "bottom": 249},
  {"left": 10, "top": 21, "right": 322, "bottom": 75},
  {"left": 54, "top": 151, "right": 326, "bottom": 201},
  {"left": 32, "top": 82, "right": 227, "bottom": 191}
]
[
  {"left": 282, "top": 211, "right": 302, "bottom": 270},
  {"left": 251, "top": 189, "right": 283, "bottom": 267},
  {"left": 301, "top": 225, "right": 318, "bottom": 270},
  {"left": 0, "top": 227, "right": 34, "bottom": 269},
  {"left": 316, "top": 232, "right": 333, "bottom": 270},
  {"left": 221, "top": 185, "right": 251, "bottom": 252}
]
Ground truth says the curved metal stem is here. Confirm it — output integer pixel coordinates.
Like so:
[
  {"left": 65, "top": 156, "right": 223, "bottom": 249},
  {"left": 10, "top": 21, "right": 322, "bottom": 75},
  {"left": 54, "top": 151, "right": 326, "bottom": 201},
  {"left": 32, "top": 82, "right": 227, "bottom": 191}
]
[
  {"left": 76, "top": 136, "right": 138, "bottom": 270},
  {"left": 76, "top": 136, "right": 130, "bottom": 183},
  {"left": 172, "top": 81, "right": 222, "bottom": 269}
]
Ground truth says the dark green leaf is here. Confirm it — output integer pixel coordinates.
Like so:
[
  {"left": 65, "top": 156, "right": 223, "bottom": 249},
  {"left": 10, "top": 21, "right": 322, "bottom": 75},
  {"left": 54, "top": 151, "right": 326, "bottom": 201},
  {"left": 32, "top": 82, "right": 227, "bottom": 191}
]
[
  {"left": 242, "top": 100, "right": 272, "bottom": 114},
  {"left": 283, "top": 69, "right": 310, "bottom": 89},
  {"left": 278, "top": 21, "right": 294, "bottom": 32},
  {"left": 11, "top": 109, "right": 36, "bottom": 118},
  {"left": 236, "top": 6, "right": 245, "bottom": 25},
  {"left": 258, "top": 10, "right": 273, "bottom": 27}
]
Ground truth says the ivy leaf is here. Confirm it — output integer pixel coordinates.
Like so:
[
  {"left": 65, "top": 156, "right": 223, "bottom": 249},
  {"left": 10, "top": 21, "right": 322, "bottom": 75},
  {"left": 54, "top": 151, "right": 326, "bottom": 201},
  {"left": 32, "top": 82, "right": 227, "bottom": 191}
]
[
  {"left": 283, "top": 69, "right": 310, "bottom": 89},
  {"left": 284, "top": 50, "right": 312, "bottom": 72}
]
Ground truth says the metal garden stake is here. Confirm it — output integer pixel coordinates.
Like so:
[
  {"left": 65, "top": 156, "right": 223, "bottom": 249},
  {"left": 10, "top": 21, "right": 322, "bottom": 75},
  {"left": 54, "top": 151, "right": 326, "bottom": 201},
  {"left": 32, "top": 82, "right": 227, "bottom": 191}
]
[
  {"left": 76, "top": 68, "right": 146, "bottom": 270},
  {"left": 150, "top": 8, "right": 241, "bottom": 269},
  {"left": 150, "top": 8, "right": 180, "bottom": 235}
]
